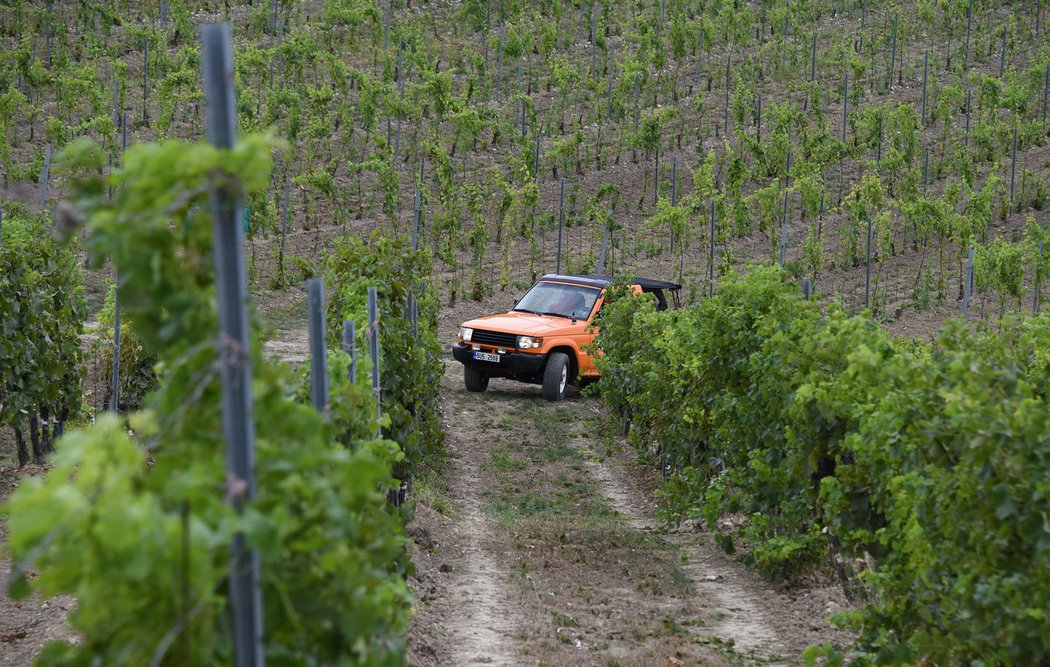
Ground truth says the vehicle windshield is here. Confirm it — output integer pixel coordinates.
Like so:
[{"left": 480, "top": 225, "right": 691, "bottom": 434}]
[{"left": 513, "top": 282, "right": 600, "bottom": 320}]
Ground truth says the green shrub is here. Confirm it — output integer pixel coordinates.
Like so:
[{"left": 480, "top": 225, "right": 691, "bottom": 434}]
[
  {"left": 0, "top": 205, "right": 86, "bottom": 465},
  {"left": 4, "top": 136, "right": 411, "bottom": 664},
  {"left": 595, "top": 266, "right": 1050, "bottom": 664}
]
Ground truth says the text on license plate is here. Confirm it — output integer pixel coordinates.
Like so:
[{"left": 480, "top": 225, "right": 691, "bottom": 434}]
[{"left": 473, "top": 351, "right": 500, "bottom": 363}]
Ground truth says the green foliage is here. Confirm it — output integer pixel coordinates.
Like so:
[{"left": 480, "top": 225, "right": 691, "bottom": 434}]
[
  {"left": 0, "top": 205, "right": 86, "bottom": 465},
  {"left": 323, "top": 233, "right": 445, "bottom": 482},
  {"left": 91, "top": 283, "right": 158, "bottom": 412},
  {"left": 595, "top": 266, "right": 1050, "bottom": 664},
  {"left": 3, "top": 136, "right": 411, "bottom": 664}
]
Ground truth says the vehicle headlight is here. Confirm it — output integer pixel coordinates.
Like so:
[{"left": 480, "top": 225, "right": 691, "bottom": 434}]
[
  {"left": 459, "top": 327, "right": 473, "bottom": 342},
  {"left": 517, "top": 335, "right": 542, "bottom": 349}
]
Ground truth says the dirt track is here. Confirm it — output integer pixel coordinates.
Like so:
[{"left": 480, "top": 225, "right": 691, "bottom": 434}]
[{"left": 406, "top": 359, "right": 852, "bottom": 666}]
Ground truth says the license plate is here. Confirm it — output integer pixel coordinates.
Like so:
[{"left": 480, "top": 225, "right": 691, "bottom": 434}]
[{"left": 473, "top": 351, "right": 500, "bottom": 363}]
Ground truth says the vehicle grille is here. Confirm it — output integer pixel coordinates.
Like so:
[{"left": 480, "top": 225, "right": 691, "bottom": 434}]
[{"left": 471, "top": 329, "right": 518, "bottom": 349}]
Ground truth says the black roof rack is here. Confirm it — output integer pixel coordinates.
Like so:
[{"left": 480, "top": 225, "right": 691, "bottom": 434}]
[{"left": 635, "top": 277, "right": 683, "bottom": 291}]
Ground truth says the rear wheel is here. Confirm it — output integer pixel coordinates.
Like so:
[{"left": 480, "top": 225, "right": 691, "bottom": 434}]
[
  {"left": 542, "top": 352, "right": 570, "bottom": 401},
  {"left": 464, "top": 365, "right": 489, "bottom": 392}
]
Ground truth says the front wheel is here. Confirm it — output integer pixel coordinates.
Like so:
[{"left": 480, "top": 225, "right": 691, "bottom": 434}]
[
  {"left": 542, "top": 352, "right": 570, "bottom": 401},
  {"left": 464, "top": 365, "right": 489, "bottom": 392}
]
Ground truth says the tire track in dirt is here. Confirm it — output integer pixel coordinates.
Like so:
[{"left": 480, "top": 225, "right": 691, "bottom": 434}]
[
  {"left": 407, "top": 362, "right": 525, "bottom": 666},
  {"left": 573, "top": 416, "right": 852, "bottom": 665},
  {"left": 583, "top": 457, "right": 789, "bottom": 661}
]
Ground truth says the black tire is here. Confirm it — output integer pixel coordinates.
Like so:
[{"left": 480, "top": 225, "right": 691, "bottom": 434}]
[
  {"left": 542, "top": 352, "right": 570, "bottom": 401},
  {"left": 464, "top": 365, "right": 489, "bottom": 392}
]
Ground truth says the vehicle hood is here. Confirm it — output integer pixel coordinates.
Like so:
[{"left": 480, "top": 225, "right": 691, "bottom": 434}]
[{"left": 461, "top": 311, "right": 587, "bottom": 336}]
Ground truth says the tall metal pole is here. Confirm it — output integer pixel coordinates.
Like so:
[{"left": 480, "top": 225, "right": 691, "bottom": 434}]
[
  {"left": 653, "top": 147, "right": 659, "bottom": 206},
  {"left": 367, "top": 287, "right": 381, "bottom": 436},
  {"left": 307, "top": 279, "right": 328, "bottom": 413},
  {"left": 724, "top": 54, "right": 731, "bottom": 134},
  {"left": 999, "top": 26, "right": 1007, "bottom": 78},
  {"left": 343, "top": 320, "right": 357, "bottom": 382},
  {"left": 965, "top": 0, "right": 972, "bottom": 70},
  {"left": 887, "top": 14, "right": 898, "bottom": 89},
  {"left": 921, "top": 50, "right": 928, "bottom": 126},
  {"left": 143, "top": 37, "right": 150, "bottom": 124},
  {"left": 1009, "top": 126, "right": 1018, "bottom": 213},
  {"left": 865, "top": 218, "right": 873, "bottom": 309},
  {"left": 810, "top": 33, "right": 817, "bottom": 82},
  {"left": 842, "top": 73, "right": 848, "bottom": 144},
  {"left": 597, "top": 220, "right": 609, "bottom": 275},
  {"left": 963, "top": 247, "right": 974, "bottom": 318},
  {"left": 1035, "top": 239, "right": 1043, "bottom": 313},
  {"left": 965, "top": 88, "right": 972, "bottom": 146},
  {"left": 757, "top": 92, "right": 762, "bottom": 142},
  {"left": 38, "top": 146, "right": 51, "bottom": 208},
  {"left": 556, "top": 178, "right": 565, "bottom": 274},
  {"left": 279, "top": 170, "right": 290, "bottom": 277},
  {"left": 708, "top": 200, "right": 715, "bottom": 298},
  {"left": 200, "top": 24, "right": 264, "bottom": 667},
  {"left": 110, "top": 279, "right": 121, "bottom": 412}
]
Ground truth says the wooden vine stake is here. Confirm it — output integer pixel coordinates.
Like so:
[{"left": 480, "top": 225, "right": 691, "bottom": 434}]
[{"left": 200, "top": 24, "right": 265, "bottom": 667}]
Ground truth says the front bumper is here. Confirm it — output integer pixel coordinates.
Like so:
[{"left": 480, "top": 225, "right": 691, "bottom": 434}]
[{"left": 451, "top": 343, "right": 546, "bottom": 382}]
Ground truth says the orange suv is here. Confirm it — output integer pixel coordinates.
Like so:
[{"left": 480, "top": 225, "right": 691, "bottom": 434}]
[{"left": 452, "top": 274, "right": 681, "bottom": 400}]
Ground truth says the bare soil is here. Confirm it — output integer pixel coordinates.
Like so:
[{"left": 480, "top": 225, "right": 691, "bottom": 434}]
[
  {"left": 406, "top": 359, "right": 852, "bottom": 666},
  {"left": 0, "top": 460, "right": 78, "bottom": 665}
]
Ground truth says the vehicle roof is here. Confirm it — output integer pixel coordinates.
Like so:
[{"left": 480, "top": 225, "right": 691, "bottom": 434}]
[{"left": 538, "top": 274, "right": 682, "bottom": 291}]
